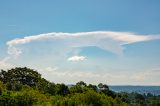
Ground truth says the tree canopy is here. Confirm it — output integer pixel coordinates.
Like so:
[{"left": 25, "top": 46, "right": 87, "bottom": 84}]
[{"left": 0, "top": 67, "right": 160, "bottom": 106}]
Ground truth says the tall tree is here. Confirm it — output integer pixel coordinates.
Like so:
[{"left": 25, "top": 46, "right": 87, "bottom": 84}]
[{"left": 0, "top": 67, "right": 41, "bottom": 86}]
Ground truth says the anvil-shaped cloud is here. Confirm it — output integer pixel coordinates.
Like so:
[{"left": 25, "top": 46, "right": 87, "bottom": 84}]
[{"left": 7, "top": 31, "right": 160, "bottom": 58}]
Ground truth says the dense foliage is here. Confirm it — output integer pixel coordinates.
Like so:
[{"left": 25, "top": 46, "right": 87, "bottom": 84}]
[{"left": 0, "top": 67, "right": 160, "bottom": 106}]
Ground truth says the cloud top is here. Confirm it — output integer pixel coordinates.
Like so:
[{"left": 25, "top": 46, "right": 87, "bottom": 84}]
[{"left": 6, "top": 31, "right": 160, "bottom": 57}]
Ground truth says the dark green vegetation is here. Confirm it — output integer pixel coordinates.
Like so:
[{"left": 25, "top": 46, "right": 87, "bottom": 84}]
[{"left": 0, "top": 67, "right": 160, "bottom": 106}]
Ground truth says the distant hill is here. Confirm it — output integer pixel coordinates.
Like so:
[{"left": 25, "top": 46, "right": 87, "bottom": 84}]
[{"left": 109, "top": 86, "right": 160, "bottom": 95}]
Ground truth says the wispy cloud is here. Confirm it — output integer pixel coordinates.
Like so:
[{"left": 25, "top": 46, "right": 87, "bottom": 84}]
[
  {"left": 6, "top": 31, "right": 160, "bottom": 57},
  {"left": 0, "top": 57, "right": 14, "bottom": 69},
  {"left": 68, "top": 55, "right": 86, "bottom": 62},
  {"left": 43, "top": 66, "right": 125, "bottom": 84},
  {"left": 130, "top": 68, "right": 160, "bottom": 84},
  {"left": 46, "top": 67, "right": 58, "bottom": 72},
  {"left": 42, "top": 66, "right": 160, "bottom": 85}
]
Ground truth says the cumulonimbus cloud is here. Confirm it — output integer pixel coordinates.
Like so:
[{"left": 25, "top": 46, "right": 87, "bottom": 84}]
[{"left": 6, "top": 31, "right": 160, "bottom": 57}]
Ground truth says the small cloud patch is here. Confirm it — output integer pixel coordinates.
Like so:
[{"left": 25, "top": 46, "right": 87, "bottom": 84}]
[{"left": 68, "top": 55, "right": 86, "bottom": 62}]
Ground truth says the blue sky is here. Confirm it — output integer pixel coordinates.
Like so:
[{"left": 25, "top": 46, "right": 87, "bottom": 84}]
[{"left": 0, "top": 0, "right": 160, "bottom": 85}]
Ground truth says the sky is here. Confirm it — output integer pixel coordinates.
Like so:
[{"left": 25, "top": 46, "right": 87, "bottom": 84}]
[{"left": 0, "top": 0, "right": 160, "bottom": 85}]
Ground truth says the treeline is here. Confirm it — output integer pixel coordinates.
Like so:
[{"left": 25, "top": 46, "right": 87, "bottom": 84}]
[{"left": 0, "top": 67, "right": 160, "bottom": 106}]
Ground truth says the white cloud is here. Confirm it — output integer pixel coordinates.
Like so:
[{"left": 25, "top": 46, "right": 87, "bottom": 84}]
[
  {"left": 40, "top": 67, "right": 160, "bottom": 85},
  {"left": 41, "top": 67, "right": 142, "bottom": 85},
  {"left": 68, "top": 55, "right": 86, "bottom": 62},
  {"left": 7, "top": 46, "right": 22, "bottom": 58},
  {"left": 42, "top": 67, "right": 122, "bottom": 84},
  {"left": 6, "top": 31, "right": 160, "bottom": 57},
  {"left": 109, "top": 66, "right": 160, "bottom": 85},
  {"left": 0, "top": 57, "right": 14, "bottom": 70},
  {"left": 130, "top": 68, "right": 160, "bottom": 85},
  {"left": 46, "top": 67, "right": 58, "bottom": 72}
]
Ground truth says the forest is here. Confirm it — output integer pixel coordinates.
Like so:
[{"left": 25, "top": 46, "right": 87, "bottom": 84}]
[{"left": 0, "top": 67, "right": 160, "bottom": 106}]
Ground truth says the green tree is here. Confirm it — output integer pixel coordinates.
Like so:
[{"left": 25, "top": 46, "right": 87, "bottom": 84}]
[
  {"left": 150, "top": 96, "right": 160, "bottom": 106},
  {"left": 98, "top": 83, "right": 103, "bottom": 89},
  {"left": 76, "top": 81, "right": 87, "bottom": 87},
  {"left": 69, "top": 84, "right": 83, "bottom": 93},
  {"left": 0, "top": 67, "right": 41, "bottom": 87},
  {"left": 55, "top": 83, "right": 69, "bottom": 96},
  {"left": 135, "top": 93, "right": 145, "bottom": 105},
  {"left": 87, "top": 84, "right": 97, "bottom": 91}
]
